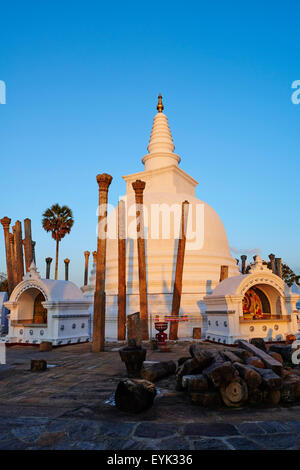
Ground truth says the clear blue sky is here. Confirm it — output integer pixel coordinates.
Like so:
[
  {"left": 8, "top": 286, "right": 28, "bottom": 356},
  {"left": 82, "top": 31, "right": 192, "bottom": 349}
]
[{"left": 0, "top": 1, "right": 299, "bottom": 286}]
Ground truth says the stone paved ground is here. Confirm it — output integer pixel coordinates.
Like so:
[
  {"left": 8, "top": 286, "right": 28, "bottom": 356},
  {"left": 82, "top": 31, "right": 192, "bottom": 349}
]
[{"left": 1, "top": 341, "right": 300, "bottom": 450}]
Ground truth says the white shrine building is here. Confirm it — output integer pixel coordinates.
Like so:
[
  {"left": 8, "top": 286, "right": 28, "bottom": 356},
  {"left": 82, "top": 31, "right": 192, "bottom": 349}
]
[
  {"left": 204, "top": 255, "right": 300, "bottom": 344},
  {"left": 4, "top": 262, "right": 91, "bottom": 345}
]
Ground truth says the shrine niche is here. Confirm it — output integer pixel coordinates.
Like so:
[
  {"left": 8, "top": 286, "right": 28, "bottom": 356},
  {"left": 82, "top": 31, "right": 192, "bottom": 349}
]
[
  {"left": 4, "top": 262, "right": 91, "bottom": 346},
  {"left": 242, "top": 287, "right": 271, "bottom": 319},
  {"left": 33, "top": 292, "right": 47, "bottom": 324},
  {"left": 204, "top": 255, "right": 300, "bottom": 345}
]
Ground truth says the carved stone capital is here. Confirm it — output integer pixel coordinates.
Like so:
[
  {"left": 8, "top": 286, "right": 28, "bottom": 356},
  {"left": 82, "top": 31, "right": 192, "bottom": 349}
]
[
  {"left": 0, "top": 216, "right": 11, "bottom": 230},
  {"left": 64, "top": 258, "right": 70, "bottom": 264},
  {"left": 132, "top": 179, "right": 146, "bottom": 195},
  {"left": 96, "top": 173, "right": 113, "bottom": 192}
]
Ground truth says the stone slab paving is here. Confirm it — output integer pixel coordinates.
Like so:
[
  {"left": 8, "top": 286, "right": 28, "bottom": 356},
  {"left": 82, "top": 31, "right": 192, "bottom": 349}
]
[{"left": 0, "top": 342, "right": 300, "bottom": 450}]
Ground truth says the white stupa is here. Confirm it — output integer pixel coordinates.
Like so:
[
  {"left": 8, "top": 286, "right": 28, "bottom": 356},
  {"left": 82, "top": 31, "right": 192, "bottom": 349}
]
[{"left": 95, "top": 95, "right": 240, "bottom": 338}]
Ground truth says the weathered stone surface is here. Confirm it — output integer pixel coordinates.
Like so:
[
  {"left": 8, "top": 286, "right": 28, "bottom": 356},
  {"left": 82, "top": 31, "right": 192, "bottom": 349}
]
[
  {"left": 220, "top": 378, "right": 248, "bottom": 408},
  {"left": 127, "top": 312, "right": 142, "bottom": 347},
  {"left": 269, "top": 344, "right": 292, "bottom": 363},
  {"left": 184, "top": 423, "right": 239, "bottom": 437},
  {"left": 248, "top": 365, "right": 282, "bottom": 390},
  {"left": 189, "top": 344, "right": 214, "bottom": 369},
  {"left": 239, "top": 340, "right": 283, "bottom": 376},
  {"left": 188, "top": 391, "right": 221, "bottom": 407},
  {"left": 226, "top": 436, "right": 263, "bottom": 450},
  {"left": 202, "top": 361, "right": 238, "bottom": 387},
  {"left": 115, "top": 378, "right": 156, "bottom": 413},
  {"left": 258, "top": 421, "right": 292, "bottom": 433},
  {"left": 233, "top": 362, "right": 262, "bottom": 389},
  {"left": 268, "top": 351, "right": 283, "bottom": 364},
  {"left": 176, "top": 357, "right": 202, "bottom": 390},
  {"left": 31, "top": 360, "right": 47, "bottom": 371},
  {"left": 221, "top": 350, "right": 243, "bottom": 364},
  {"left": 246, "top": 356, "right": 265, "bottom": 369},
  {"left": 250, "top": 433, "right": 298, "bottom": 450},
  {"left": 119, "top": 345, "right": 146, "bottom": 378},
  {"left": 281, "top": 375, "right": 300, "bottom": 403},
  {"left": 182, "top": 374, "right": 208, "bottom": 392},
  {"left": 177, "top": 356, "right": 190, "bottom": 367},
  {"left": 236, "top": 422, "right": 266, "bottom": 435},
  {"left": 193, "top": 438, "right": 230, "bottom": 450},
  {"left": 250, "top": 338, "right": 267, "bottom": 352},
  {"left": 134, "top": 422, "right": 176, "bottom": 439},
  {"left": 141, "top": 360, "right": 176, "bottom": 382}
]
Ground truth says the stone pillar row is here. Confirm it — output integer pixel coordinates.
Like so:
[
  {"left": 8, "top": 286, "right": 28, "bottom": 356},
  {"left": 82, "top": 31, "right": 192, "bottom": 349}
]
[
  {"left": 0, "top": 217, "right": 33, "bottom": 295},
  {"left": 238, "top": 253, "right": 283, "bottom": 279}
]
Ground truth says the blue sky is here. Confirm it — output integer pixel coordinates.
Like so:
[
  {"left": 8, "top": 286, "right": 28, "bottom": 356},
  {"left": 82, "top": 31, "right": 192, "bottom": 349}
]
[{"left": 0, "top": 1, "right": 299, "bottom": 286}]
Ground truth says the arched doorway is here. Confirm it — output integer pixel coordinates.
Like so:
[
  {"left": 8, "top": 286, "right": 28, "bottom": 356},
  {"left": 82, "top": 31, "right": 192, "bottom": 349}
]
[
  {"left": 16, "top": 288, "right": 47, "bottom": 325},
  {"left": 33, "top": 292, "right": 47, "bottom": 324},
  {"left": 242, "top": 283, "right": 281, "bottom": 319}
]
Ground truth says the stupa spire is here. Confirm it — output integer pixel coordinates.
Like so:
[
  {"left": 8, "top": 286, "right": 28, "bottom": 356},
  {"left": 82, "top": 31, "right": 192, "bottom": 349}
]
[
  {"left": 157, "top": 93, "right": 164, "bottom": 113},
  {"left": 142, "top": 94, "right": 180, "bottom": 171}
]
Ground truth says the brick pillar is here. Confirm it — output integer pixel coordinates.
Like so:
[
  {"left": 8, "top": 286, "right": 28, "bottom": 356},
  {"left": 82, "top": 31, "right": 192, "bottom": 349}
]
[
  {"left": 169, "top": 200, "right": 189, "bottom": 340},
  {"left": 0, "top": 217, "right": 14, "bottom": 295},
  {"left": 132, "top": 180, "right": 149, "bottom": 341},
  {"left": 220, "top": 265, "right": 229, "bottom": 282},
  {"left": 14, "top": 221, "right": 24, "bottom": 284},
  {"left": 9, "top": 232, "right": 17, "bottom": 287},
  {"left": 45, "top": 257, "right": 52, "bottom": 279},
  {"left": 241, "top": 255, "right": 247, "bottom": 274},
  {"left": 118, "top": 200, "right": 126, "bottom": 341},
  {"left": 23, "top": 218, "right": 33, "bottom": 272},
  {"left": 84, "top": 251, "right": 90, "bottom": 286},
  {"left": 92, "top": 173, "right": 113, "bottom": 353},
  {"left": 275, "top": 258, "right": 282, "bottom": 278},
  {"left": 64, "top": 258, "right": 70, "bottom": 281},
  {"left": 269, "top": 253, "right": 276, "bottom": 274}
]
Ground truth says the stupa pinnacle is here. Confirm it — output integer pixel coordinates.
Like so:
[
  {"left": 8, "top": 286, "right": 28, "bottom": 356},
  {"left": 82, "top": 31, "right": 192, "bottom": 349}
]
[{"left": 143, "top": 94, "right": 180, "bottom": 171}]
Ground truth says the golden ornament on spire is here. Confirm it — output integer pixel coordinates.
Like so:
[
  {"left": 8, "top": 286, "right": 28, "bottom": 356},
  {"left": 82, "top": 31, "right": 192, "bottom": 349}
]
[{"left": 157, "top": 93, "right": 164, "bottom": 113}]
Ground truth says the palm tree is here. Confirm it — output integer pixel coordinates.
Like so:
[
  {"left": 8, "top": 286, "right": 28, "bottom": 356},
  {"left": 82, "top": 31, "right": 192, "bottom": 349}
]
[{"left": 42, "top": 204, "right": 74, "bottom": 280}]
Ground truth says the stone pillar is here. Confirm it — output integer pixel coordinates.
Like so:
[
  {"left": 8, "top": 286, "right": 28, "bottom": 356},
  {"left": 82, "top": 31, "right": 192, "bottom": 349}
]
[
  {"left": 92, "top": 250, "right": 97, "bottom": 264},
  {"left": 84, "top": 251, "right": 90, "bottom": 286},
  {"left": 220, "top": 265, "right": 229, "bottom": 282},
  {"left": 23, "top": 218, "right": 33, "bottom": 272},
  {"left": 118, "top": 200, "right": 126, "bottom": 341},
  {"left": 64, "top": 258, "right": 70, "bottom": 281},
  {"left": 45, "top": 257, "right": 52, "bottom": 279},
  {"left": 9, "top": 232, "right": 17, "bottom": 287},
  {"left": 241, "top": 255, "right": 247, "bottom": 274},
  {"left": 235, "top": 258, "right": 239, "bottom": 266},
  {"left": 169, "top": 200, "right": 189, "bottom": 340},
  {"left": 92, "top": 173, "right": 113, "bottom": 353},
  {"left": 32, "top": 241, "right": 36, "bottom": 264},
  {"left": 132, "top": 180, "right": 149, "bottom": 341},
  {"left": 0, "top": 217, "right": 14, "bottom": 295},
  {"left": 14, "top": 221, "right": 24, "bottom": 284},
  {"left": 269, "top": 253, "right": 276, "bottom": 274},
  {"left": 275, "top": 258, "right": 282, "bottom": 278}
]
